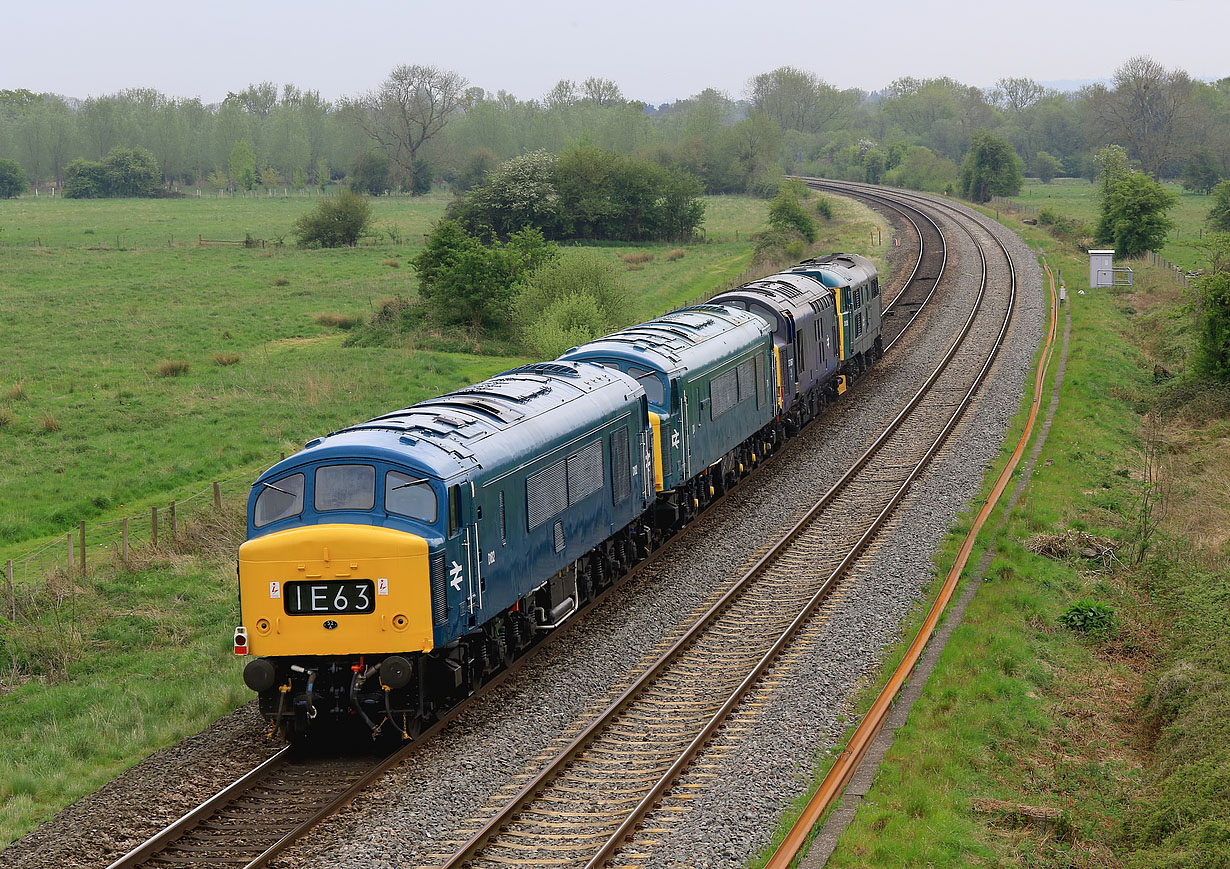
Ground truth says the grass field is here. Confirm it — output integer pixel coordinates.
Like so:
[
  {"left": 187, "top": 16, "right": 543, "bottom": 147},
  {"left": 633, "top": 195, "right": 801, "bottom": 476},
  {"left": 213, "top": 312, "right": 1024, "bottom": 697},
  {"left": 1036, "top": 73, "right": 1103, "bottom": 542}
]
[
  {"left": 1004, "top": 177, "right": 1218, "bottom": 271},
  {"left": 0, "top": 189, "right": 892, "bottom": 846},
  {"left": 801, "top": 204, "right": 1230, "bottom": 867}
]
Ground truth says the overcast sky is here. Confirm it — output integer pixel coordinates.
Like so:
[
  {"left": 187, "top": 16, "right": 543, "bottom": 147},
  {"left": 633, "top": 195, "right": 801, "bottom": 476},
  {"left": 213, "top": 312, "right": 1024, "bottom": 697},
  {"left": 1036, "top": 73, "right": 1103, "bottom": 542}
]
[{"left": 4, "top": 0, "right": 1225, "bottom": 106}]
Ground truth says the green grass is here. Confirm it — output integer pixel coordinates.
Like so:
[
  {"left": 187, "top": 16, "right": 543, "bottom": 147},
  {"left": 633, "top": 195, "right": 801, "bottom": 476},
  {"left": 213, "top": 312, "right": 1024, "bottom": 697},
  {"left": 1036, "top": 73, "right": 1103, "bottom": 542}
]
[
  {"left": 809, "top": 205, "right": 1230, "bottom": 867},
  {"left": 1005, "top": 177, "right": 1218, "bottom": 271},
  {"left": 0, "top": 189, "right": 899, "bottom": 847}
]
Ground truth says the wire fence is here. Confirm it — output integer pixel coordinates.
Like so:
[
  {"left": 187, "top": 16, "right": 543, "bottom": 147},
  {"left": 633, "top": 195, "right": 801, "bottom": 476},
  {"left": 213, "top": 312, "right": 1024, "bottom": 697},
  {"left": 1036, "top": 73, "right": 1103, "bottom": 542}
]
[{"left": 3, "top": 455, "right": 283, "bottom": 606}]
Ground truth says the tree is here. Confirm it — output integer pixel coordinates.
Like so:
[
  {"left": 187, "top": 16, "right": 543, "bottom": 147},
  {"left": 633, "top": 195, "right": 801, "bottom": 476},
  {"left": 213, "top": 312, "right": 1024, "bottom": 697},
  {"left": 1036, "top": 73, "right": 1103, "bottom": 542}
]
[
  {"left": 1181, "top": 150, "right": 1222, "bottom": 194},
  {"left": 293, "top": 191, "right": 373, "bottom": 247},
  {"left": 259, "top": 166, "right": 282, "bottom": 190},
  {"left": 102, "top": 146, "right": 160, "bottom": 196},
  {"left": 1035, "top": 151, "right": 1062, "bottom": 183},
  {"left": 1096, "top": 171, "right": 1176, "bottom": 256},
  {"left": 453, "top": 150, "right": 561, "bottom": 238},
  {"left": 354, "top": 64, "right": 467, "bottom": 191},
  {"left": 993, "top": 77, "right": 1047, "bottom": 115},
  {"left": 229, "top": 139, "right": 257, "bottom": 191},
  {"left": 0, "top": 158, "right": 27, "bottom": 198},
  {"left": 581, "top": 77, "right": 624, "bottom": 107},
  {"left": 959, "top": 130, "right": 1023, "bottom": 202},
  {"left": 1193, "top": 239, "right": 1230, "bottom": 381},
  {"left": 747, "top": 67, "right": 849, "bottom": 134},
  {"left": 349, "top": 150, "right": 390, "bottom": 194},
  {"left": 62, "top": 159, "right": 108, "bottom": 198},
  {"left": 863, "top": 148, "right": 887, "bottom": 184},
  {"left": 411, "top": 221, "right": 558, "bottom": 333},
  {"left": 513, "top": 250, "right": 631, "bottom": 357},
  {"left": 1087, "top": 55, "right": 1191, "bottom": 178},
  {"left": 1209, "top": 180, "right": 1230, "bottom": 232}
]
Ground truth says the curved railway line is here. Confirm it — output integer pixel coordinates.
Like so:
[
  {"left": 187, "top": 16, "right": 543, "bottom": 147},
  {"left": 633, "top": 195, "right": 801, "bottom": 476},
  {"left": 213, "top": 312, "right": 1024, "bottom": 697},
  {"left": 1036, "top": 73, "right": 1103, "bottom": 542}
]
[{"left": 104, "top": 182, "right": 1027, "bottom": 869}]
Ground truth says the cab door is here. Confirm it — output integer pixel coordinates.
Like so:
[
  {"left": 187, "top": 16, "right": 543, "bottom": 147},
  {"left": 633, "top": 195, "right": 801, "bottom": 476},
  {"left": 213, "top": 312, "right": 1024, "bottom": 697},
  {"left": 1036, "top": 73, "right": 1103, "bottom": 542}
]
[{"left": 444, "top": 482, "right": 479, "bottom": 626}]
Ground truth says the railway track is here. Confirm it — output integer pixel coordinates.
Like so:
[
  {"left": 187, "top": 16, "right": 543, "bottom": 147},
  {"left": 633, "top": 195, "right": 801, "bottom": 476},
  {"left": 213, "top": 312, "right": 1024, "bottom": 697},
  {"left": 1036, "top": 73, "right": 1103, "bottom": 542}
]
[
  {"left": 410, "top": 184, "right": 1020, "bottom": 868},
  {"left": 104, "top": 182, "right": 971, "bottom": 869}
]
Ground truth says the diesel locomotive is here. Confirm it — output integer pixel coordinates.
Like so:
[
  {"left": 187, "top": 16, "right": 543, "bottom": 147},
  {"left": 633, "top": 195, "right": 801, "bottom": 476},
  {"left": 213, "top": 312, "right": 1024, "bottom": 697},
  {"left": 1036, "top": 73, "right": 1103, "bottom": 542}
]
[{"left": 234, "top": 253, "right": 881, "bottom": 740}]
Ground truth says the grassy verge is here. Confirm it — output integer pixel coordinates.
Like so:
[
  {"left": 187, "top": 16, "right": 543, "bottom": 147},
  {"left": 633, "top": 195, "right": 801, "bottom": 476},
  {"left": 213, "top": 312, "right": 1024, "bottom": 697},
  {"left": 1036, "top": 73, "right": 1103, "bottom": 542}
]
[
  {"left": 0, "top": 191, "right": 891, "bottom": 846},
  {"left": 804, "top": 207, "right": 1230, "bottom": 866}
]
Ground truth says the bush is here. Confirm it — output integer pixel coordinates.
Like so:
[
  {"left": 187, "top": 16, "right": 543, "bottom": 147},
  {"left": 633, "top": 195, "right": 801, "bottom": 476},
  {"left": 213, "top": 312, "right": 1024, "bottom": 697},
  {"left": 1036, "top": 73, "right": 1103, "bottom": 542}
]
[
  {"left": 1057, "top": 599, "right": 1115, "bottom": 634},
  {"left": 1194, "top": 271, "right": 1230, "bottom": 382},
  {"left": 620, "top": 252, "right": 654, "bottom": 265},
  {"left": 293, "top": 191, "right": 373, "bottom": 248},
  {"left": 767, "top": 180, "right": 818, "bottom": 243},
  {"left": 155, "top": 360, "right": 190, "bottom": 378},
  {"left": 665, "top": 249, "right": 686, "bottom": 261},
  {"left": 814, "top": 195, "right": 834, "bottom": 220},
  {"left": 39, "top": 412, "right": 60, "bottom": 433},
  {"left": 1209, "top": 180, "right": 1230, "bottom": 233},
  {"left": 349, "top": 150, "right": 390, "bottom": 195},
  {"left": 0, "top": 158, "right": 27, "bottom": 198},
  {"left": 1096, "top": 171, "right": 1176, "bottom": 257},
  {"left": 514, "top": 250, "right": 631, "bottom": 357},
  {"left": 213, "top": 353, "right": 240, "bottom": 366}
]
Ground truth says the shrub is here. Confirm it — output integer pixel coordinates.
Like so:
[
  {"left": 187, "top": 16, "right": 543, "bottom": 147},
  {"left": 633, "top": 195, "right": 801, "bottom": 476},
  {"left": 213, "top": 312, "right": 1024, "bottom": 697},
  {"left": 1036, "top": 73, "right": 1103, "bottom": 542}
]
[
  {"left": 293, "top": 191, "right": 373, "bottom": 248},
  {"left": 620, "top": 252, "right": 654, "bottom": 265},
  {"left": 5, "top": 382, "right": 26, "bottom": 401},
  {"left": 1194, "top": 271, "right": 1230, "bottom": 382},
  {"left": 1057, "top": 599, "right": 1115, "bottom": 634},
  {"left": 0, "top": 158, "right": 28, "bottom": 199},
  {"left": 0, "top": 408, "right": 14, "bottom": 428},
  {"left": 514, "top": 250, "right": 631, "bottom": 357},
  {"left": 213, "top": 353, "right": 240, "bottom": 366},
  {"left": 768, "top": 180, "right": 818, "bottom": 243},
  {"left": 665, "top": 249, "right": 686, "bottom": 262},
  {"left": 155, "top": 359, "right": 190, "bottom": 378},
  {"left": 39, "top": 412, "right": 60, "bottom": 433},
  {"left": 784, "top": 239, "right": 808, "bottom": 259},
  {"left": 314, "top": 313, "right": 361, "bottom": 330},
  {"left": 1209, "top": 180, "right": 1230, "bottom": 233},
  {"left": 814, "top": 194, "right": 834, "bottom": 220},
  {"left": 272, "top": 276, "right": 290, "bottom": 286},
  {"left": 381, "top": 259, "right": 400, "bottom": 268}
]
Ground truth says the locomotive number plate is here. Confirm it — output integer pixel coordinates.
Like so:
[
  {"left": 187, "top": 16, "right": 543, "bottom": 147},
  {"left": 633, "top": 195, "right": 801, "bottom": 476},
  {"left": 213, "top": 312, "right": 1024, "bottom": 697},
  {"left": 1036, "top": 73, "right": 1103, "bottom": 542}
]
[{"left": 284, "top": 580, "right": 376, "bottom": 615}]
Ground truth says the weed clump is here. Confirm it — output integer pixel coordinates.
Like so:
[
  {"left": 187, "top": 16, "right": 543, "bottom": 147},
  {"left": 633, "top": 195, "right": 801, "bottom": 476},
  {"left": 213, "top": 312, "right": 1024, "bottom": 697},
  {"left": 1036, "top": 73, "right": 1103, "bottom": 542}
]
[
  {"left": 39, "top": 412, "right": 59, "bottom": 432},
  {"left": 314, "top": 313, "right": 361, "bottom": 330},
  {"left": 1057, "top": 599, "right": 1115, "bottom": 634},
  {"left": 5, "top": 382, "right": 26, "bottom": 401},
  {"left": 0, "top": 408, "right": 14, "bottom": 428},
  {"left": 272, "top": 276, "right": 290, "bottom": 287},
  {"left": 155, "top": 359, "right": 190, "bottom": 378},
  {"left": 620, "top": 252, "right": 654, "bottom": 265},
  {"left": 212, "top": 352, "right": 240, "bottom": 366},
  {"left": 381, "top": 259, "right": 400, "bottom": 268},
  {"left": 665, "top": 249, "right": 686, "bottom": 262}
]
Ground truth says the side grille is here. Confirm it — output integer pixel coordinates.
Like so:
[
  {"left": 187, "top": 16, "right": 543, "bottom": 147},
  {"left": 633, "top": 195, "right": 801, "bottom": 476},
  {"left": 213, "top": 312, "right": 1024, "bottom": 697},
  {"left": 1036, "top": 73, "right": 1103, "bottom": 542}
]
[
  {"left": 553, "top": 520, "right": 565, "bottom": 554},
  {"left": 527, "top": 460, "right": 568, "bottom": 530},
  {"left": 430, "top": 552, "right": 448, "bottom": 624},
  {"left": 611, "top": 428, "right": 630, "bottom": 505},
  {"left": 566, "top": 440, "right": 604, "bottom": 504}
]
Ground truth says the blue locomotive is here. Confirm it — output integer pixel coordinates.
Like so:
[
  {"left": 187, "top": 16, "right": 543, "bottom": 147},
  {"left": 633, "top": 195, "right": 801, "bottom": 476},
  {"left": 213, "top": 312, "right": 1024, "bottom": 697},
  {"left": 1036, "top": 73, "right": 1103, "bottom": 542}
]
[{"left": 235, "top": 253, "right": 880, "bottom": 740}]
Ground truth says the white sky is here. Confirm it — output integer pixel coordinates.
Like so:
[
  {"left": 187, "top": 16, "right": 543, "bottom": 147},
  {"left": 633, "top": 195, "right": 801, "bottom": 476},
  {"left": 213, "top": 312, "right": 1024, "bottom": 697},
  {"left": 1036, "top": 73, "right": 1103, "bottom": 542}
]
[{"left": 3, "top": 0, "right": 1225, "bottom": 105}]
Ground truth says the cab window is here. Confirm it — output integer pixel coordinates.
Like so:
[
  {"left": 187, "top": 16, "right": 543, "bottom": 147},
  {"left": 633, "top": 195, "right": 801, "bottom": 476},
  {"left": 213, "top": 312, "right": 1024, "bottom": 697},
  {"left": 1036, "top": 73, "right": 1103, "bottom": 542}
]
[
  {"left": 254, "top": 473, "right": 304, "bottom": 527},
  {"left": 314, "top": 464, "right": 375, "bottom": 511},
  {"left": 628, "top": 366, "right": 665, "bottom": 406},
  {"left": 385, "top": 471, "right": 437, "bottom": 523}
]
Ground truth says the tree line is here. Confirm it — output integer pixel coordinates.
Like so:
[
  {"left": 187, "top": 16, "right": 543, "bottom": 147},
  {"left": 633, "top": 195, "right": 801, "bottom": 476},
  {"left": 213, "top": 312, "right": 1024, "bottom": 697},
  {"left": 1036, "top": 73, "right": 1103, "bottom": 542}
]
[{"left": 2, "top": 56, "right": 1228, "bottom": 202}]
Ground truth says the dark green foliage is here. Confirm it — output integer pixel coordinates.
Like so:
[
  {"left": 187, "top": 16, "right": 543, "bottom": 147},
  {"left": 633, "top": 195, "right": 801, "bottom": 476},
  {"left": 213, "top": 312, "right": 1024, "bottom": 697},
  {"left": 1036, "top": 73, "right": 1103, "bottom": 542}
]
[
  {"left": 349, "top": 150, "right": 390, "bottom": 194},
  {"left": 1096, "top": 171, "right": 1177, "bottom": 256},
  {"left": 1034, "top": 150, "right": 1061, "bottom": 183},
  {"left": 1056, "top": 599, "right": 1115, "bottom": 634},
  {"left": 0, "top": 158, "right": 26, "bottom": 198},
  {"left": 814, "top": 194, "right": 834, "bottom": 220},
  {"left": 1180, "top": 150, "right": 1222, "bottom": 194},
  {"left": 63, "top": 147, "right": 161, "bottom": 199},
  {"left": 450, "top": 148, "right": 499, "bottom": 195},
  {"left": 1194, "top": 271, "right": 1230, "bottom": 381},
  {"left": 454, "top": 146, "right": 704, "bottom": 242},
  {"left": 229, "top": 140, "right": 257, "bottom": 192},
  {"left": 292, "top": 190, "right": 373, "bottom": 247},
  {"left": 960, "top": 130, "right": 1024, "bottom": 202},
  {"left": 863, "top": 148, "right": 886, "bottom": 184},
  {"left": 411, "top": 220, "right": 558, "bottom": 333},
  {"left": 767, "top": 180, "right": 818, "bottom": 242},
  {"left": 1209, "top": 180, "right": 1230, "bottom": 232},
  {"left": 409, "top": 159, "right": 433, "bottom": 195}
]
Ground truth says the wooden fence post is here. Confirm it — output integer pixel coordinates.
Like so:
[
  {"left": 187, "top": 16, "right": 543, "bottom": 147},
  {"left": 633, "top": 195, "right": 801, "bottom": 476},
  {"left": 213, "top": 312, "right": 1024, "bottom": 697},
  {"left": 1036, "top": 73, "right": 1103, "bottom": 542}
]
[
  {"left": 152, "top": 506, "right": 159, "bottom": 548},
  {"left": 122, "top": 518, "right": 129, "bottom": 563},
  {"left": 213, "top": 482, "right": 222, "bottom": 510},
  {"left": 79, "top": 520, "right": 86, "bottom": 575},
  {"left": 67, "top": 532, "right": 74, "bottom": 571},
  {"left": 170, "top": 500, "right": 177, "bottom": 539}
]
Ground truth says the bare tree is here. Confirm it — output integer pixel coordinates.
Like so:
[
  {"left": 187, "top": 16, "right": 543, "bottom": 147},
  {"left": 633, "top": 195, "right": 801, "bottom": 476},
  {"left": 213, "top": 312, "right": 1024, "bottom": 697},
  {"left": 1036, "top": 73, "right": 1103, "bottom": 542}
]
[
  {"left": 544, "top": 79, "right": 578, "bottom": 109},
  {"left": 993, "top": 77, "right": 1048, "bottom": 114},
  {"left": 353, "top": 64, "right": 468, "bottom": 183},
  {"left": 747, "top": 67, "right": 850, "bottom": 133},
  {"left": 1089, "top": 55, "right": 1192, "bottom": 178}
]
